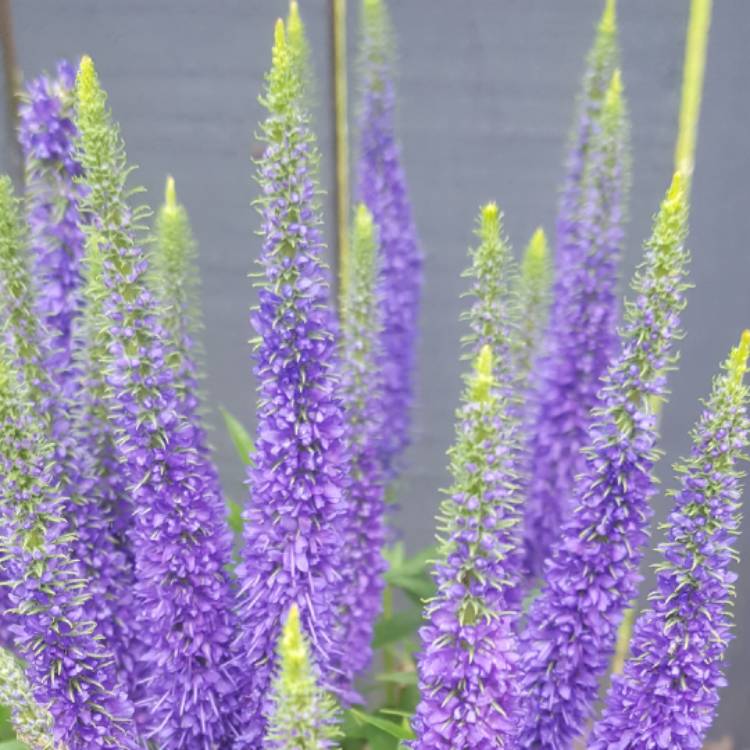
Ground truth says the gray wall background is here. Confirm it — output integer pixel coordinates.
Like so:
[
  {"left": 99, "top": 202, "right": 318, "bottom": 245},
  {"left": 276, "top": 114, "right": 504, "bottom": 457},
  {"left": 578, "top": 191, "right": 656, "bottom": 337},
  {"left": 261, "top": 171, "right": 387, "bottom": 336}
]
[{"left": 2, "top": 1, "right": 750, "bottom": 745}]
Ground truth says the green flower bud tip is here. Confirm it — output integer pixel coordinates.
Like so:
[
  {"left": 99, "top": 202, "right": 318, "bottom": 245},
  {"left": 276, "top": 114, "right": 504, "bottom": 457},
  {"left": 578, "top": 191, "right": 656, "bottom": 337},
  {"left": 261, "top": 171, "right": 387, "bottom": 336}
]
[
  {"left": 729, "top": 329, "right": 750, "bottom": 388},
  {"left": 164, "top": 174, "right": 178, "bottom": 214},
  {"left": 480, "top": 201, "right": 499, "bottom": 234},
  {"left": 470, "top": 344, "right": 494, "bottom": 404},
  {"left": 600, "top": 0, "right": 617, "bottom": 35},
  {"left": 523, "top": 227, "right": 549, "bottom": 273},
  {"left": 287, "top": 1, "right": 303, "bottom": 47},
  {"left": 76, "top": 54, "right": 98, "bottom": 111},
  {"left": 279, "top": 604, "right": 307, "bottom": 686}
]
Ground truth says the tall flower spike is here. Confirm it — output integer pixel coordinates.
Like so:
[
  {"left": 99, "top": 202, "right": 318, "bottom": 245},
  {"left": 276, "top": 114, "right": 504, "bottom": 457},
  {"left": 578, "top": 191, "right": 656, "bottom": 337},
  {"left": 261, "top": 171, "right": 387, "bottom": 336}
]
[
  {"left": 411, "top": 344, "right": 524, "bottom": 750},
  {"left": 589, "top": 331, "right": 750, "bottom": 750},
  {"left": 339, "top": 203, "right": 388, "bottom": 678},
  {"left": 523, "top": 65, "right": 629, "bottom": 580},
  {"left": 0, "top": 647, "right": 60, "bottom": 750},
  {"left": 75, "top": 56, "right": 238, "bottom": 748},
  {"left": 234, "top": 20, "right": 352, "bottom": 747},
  {"left": 18, "top": 60, "right": 86, "bottom": 391},
  {"left": 514, "top": 227, "right": 552, "bottom": 385},
  {"left": 462, "top": 203, "right": 520, "bottom": 378},
  {"left": 0, "top": 343, "right": 135, "bottom": 750},
  {"left": 0, "top": 175, "right": 129, "bottom": 677},
  {"left": 519, "top": 171, "right": 690, "bottom": 749},
  {"left": 264, "top": 605, "right": 342, "bottom": 750},
  {"left": 358, "top": 0, "right": 423, "bottom": 478}
]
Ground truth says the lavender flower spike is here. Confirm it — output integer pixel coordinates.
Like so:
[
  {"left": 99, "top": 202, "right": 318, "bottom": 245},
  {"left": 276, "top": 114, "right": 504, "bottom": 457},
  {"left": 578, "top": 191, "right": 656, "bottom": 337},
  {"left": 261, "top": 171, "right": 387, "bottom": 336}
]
[
  {"left": 358, "top": 0, "right": 423, "bottom": 477},
  {"left": 411, "top": 345, "right": 524, "bottom": 750},
  {"left": 339, "top": 204, "right": 388, "bottom": 678},
  {"left": 75, "top": 56, "right": 238, "bottom": 748},
  {"left": 589, "top": 331, "right": 750, "bottom": 750},
  {"left": 519, "top": 170, "right": 690, "bottom": 750},
  {"left": 0, "top": 343, "right": 135, "bottom": 750},
  {"left": 523, "top": 66, "right": 629, "bottom": 580},
  {"left": 0, "top": 647, "right": 60, "bottom": 750},
  {"left": 264, "top": 605, "right": 342, "bottom": 750},
  {"left": 18, "top": 60, "right": 85, "bottom": 390},
  {"left": 234, "top": 20, "right": 352, "bottom": 747}
]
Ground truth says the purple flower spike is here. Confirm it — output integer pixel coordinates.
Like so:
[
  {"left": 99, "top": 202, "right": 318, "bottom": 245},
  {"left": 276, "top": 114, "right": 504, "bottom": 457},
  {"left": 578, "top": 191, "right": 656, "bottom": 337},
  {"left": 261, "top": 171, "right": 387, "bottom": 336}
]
[
  {"left": 75, "top": 56, "right": 238, "bottom": 749},
  {"left": 0, "top": 343, "right": 136, "bottom": 750},
  {"left": 411, "top": 345, "right": 524, "bottom": 750},
  {"left": 589, "top": 331, "right": 750, "bottom": 750},
  {"left": 523, "top": 62, "right": 629, "bottom": 581},
  {"left": 519, "top": 171, "right": 690, "bottom": 749},
  {"left": 523, "top": 2, "right": 626, "bottom": 580},
  {"left": 339, "top": 204, "right": 388, "bottom": 679},
  {"left": 233, "top": 21, "right": 352, "bottom": 748},
  {"left": 357, "top": 0, "right": 422, "bottom": 478},
  {"left": 18, "top": 60, "right": 86, "bottom": 392}
]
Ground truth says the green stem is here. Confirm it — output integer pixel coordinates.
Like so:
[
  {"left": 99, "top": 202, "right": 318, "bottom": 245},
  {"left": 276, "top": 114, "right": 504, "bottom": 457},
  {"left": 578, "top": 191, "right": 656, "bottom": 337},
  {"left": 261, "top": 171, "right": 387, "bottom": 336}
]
[
  {"left": 674, "top": 0, "right": 712, "bottom": 187},
  {"left": 330, "top": 0, "right": 350, "bottom": 306}
]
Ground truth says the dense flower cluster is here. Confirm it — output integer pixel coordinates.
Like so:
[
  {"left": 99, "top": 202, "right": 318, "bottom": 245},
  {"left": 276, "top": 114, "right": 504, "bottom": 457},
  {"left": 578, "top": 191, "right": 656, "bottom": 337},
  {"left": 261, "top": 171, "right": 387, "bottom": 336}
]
[
  {"left": 75, "top": 56, "right": 238, "bottom": 749},
  {"left": 0, "top": 4, "right": 742, "bottom": 750},
  {"left": 590, "top": 331, "right": 750, "bottom": 750},
  {"left": 358, "top": 0, "right": 422, "bottom": 478},
  {"left": 18, "top": 60, "right": 85, "bottom": 390},
  {"left": 519, "top": 171, "right": 690, "bottom": 749},
  {"left": 339, "top": 204, "right": 388, "bottom": 678},
  {"left": 411, "top": 345, "right": 524, "bottom": 750},
  {"left": 233, "top": 21, "right": 352, "bottom": 748},
  {"left": 522, "top": 0, "right": 626, "bottom": 580},
  {"left": 0, "top": 342, "right": 135, "bottom": 750}
]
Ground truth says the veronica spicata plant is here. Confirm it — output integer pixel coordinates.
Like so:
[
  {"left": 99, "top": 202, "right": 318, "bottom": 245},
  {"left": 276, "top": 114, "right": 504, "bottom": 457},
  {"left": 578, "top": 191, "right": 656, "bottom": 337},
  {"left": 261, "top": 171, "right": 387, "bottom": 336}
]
[
  {"left": 411, "top": 343, "right": 524, "bottom": 750},
  {"left": 339, "top": 203, "right": 388, "bottom": 679},
  {"left": 590, "top": 330, "right": 750, "bottom": 750},
  {"left": 234, "top": 19, "right": 352, "bottom": 747},
  {"left": 357, "top": 0, "right": 423, "bottom": 478},
  {"left": 519, "top": 170, "right": 690, "bottom": 749},
  {"left": 523, "top": 0, "right": 628, "bottom": 580},
  {"left": 75, "top": 56, "right": 238, "bottom": 749},
  {"left": 18, "top": 60, "right": 85, "bottom": 391}
]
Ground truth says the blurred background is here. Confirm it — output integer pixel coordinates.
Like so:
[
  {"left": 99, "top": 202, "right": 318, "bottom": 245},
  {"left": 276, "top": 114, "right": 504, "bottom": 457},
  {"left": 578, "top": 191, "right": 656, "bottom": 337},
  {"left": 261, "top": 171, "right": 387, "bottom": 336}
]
[{"left": 1, "top": 1, "right": 749, "bottom": 745}]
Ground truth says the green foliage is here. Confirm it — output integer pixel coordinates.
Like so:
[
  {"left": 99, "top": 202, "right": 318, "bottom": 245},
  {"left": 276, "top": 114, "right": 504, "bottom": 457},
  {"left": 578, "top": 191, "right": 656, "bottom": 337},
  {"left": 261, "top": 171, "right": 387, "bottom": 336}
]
[
  {"left": 264, "top": 605, "right": 342, "bottom": 750},
  {"left": 346, "top": 709, "right": 414, "bottom": 741},
  {"left": 220, "top": 406, "right": 254, "bottom": 466}
]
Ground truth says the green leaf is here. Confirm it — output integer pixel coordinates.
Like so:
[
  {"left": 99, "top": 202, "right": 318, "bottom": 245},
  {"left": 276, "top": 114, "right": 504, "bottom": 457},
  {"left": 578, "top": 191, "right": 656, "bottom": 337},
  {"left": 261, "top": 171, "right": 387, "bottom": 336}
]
[
  {"left": 220, "top": 406, "right": 254, "bottom": 465},
  {"left": 0, "top": 705, "right": 14, "bottom": 741},
  {"left": 374, "top": 670, "right": 417, "bottom": 687},
  {"left": 347, "top": 709, "right": 414, "bottom": 741},
  {"left": 384, "top": 572, "right": 434, "bottom": 601},
  {"left": 379, "top": 709, "right": 414, "bottom": 719},
  {"left": 226, "top": 498, "right": 243, "bottom": 535},
  {"left": 0, "top": 741, "right": 29, "bottom": 750},
  {"left": 385, "top": 545, "right": 436, "bottom": 578},
  {"left": 373, "top": 609, "right": 423, "bottom": 649}
]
